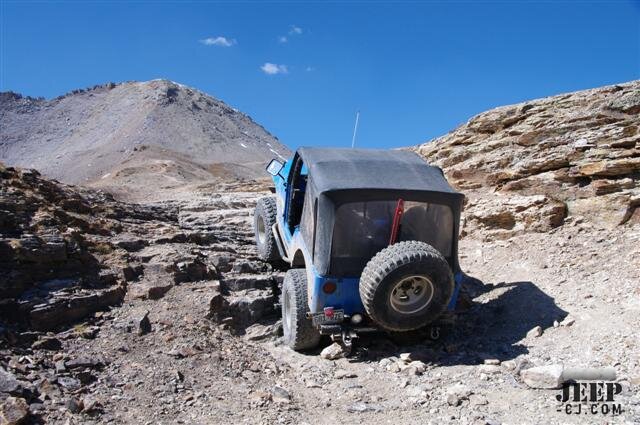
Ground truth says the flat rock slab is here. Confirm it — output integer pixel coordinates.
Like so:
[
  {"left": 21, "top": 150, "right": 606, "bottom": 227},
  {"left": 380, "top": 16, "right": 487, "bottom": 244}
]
[
  {"left": 520, "top": 364, "right": 564, "bottom": 389},
  {"left": 222, "top": 274, "right": 274, "bottom": 291}
]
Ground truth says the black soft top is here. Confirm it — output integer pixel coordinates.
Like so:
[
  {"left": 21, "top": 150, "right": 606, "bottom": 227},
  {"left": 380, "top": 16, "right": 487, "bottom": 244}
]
[
  {"left": 297, "top": 147, "right": 460, "bottom": 196},
  {"left": 292, "top": 147, "right": 464, "bottom": 276}
]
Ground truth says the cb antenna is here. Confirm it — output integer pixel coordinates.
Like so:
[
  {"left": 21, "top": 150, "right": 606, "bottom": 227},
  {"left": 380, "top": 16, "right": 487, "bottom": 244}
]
[{"left": 351, "top": 110, "right": 360, "bottom": 148}]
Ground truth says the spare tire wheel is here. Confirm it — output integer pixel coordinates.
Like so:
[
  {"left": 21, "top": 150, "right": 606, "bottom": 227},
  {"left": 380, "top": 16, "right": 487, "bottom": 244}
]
[{"left": 359, "top": 241, "right": 454, "bottom": 332}]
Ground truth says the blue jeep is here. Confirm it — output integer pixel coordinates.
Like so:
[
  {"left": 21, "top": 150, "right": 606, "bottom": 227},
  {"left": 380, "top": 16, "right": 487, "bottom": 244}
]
[{"left": 254, "top": 147, "right": 465, "bottom": 351}]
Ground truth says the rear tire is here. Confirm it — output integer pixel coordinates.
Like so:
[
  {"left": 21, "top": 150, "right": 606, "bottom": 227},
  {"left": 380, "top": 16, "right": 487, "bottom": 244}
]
[
  {"left": 254, "top": 197, "right": 280, "bottom": 262},
  {"left": 360, "top": 241, "right": 454, "bottom": 332},
  {"left": 281, "top": 269, "right": 321, "bottom": 351}
]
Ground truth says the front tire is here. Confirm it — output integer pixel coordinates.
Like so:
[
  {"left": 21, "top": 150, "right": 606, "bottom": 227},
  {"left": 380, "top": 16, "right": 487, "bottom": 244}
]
[
  {"left": 360, "top": 241, "right": 454, "bottom": 332},
  {"left": 281, "top": 269, "right": 320, "bottom": 351},
  {"left": 254, "top": 197, "right": 280, "bottom": 262}
]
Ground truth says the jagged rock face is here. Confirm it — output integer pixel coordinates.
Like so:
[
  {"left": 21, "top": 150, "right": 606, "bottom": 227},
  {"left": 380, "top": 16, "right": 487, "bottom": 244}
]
[
  {"left": 0, "top": 163, "right": 175, "bottom": 329},
  {"left": 0, "top": 80, "right": 290, "bottom": 201},
  {"left": 415, "top": 80, "right": 639, "bottom": 238},
  {"left": 1, "top": 162, "right": 282, "bottom": 333}
]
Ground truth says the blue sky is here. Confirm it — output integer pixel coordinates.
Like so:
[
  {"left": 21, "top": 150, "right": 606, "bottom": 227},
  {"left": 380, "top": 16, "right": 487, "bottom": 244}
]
[{"left": 1, "top": 1, "right": 639, "bottom": 150}]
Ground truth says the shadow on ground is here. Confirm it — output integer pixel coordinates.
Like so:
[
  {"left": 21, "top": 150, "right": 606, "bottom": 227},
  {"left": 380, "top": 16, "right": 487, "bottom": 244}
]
[{"left": 353, "top": 278, "right": 568, "bottom": 366}]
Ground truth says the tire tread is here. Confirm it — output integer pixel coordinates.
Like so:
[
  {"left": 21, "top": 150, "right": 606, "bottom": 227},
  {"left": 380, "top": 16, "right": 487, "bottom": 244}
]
[
  {"left": 359, "top": 241, "right": 453, "bottom": 332},
  {"left": 254, "top": 197, "right": 280, "bottom": 262},
  {"left": 282, "top": 269, "right": 321, "bottom": 350}
]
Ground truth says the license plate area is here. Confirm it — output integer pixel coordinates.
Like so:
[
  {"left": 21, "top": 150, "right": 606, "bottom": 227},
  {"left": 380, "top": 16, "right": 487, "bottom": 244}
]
[{"left": 311, "top": 309, "right": 344, "bottom": 326}]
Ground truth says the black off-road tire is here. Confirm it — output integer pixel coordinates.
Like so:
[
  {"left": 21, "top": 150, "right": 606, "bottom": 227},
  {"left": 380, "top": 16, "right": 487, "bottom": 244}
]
[
  {"left": 254, "top": 197, "right": 280, "bottom": 262},
  {"left": 360, "top": 241, "right": 454, "bottom": 332},
  {"left": 281, "top": 269, "right": 321, "bottom": 351}
]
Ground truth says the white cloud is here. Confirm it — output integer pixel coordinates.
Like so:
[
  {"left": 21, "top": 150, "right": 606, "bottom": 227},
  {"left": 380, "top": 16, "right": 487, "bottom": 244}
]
[
  {"left": 278, "top": 25, "right": 302, "bottom": 44},
  {"left": 199, "top": 36, "right": 236, "bottom": 47},
  {"left": 261, "top": 63, "right": 288, "bottom": 75},
  {"left": 305, "top": 66, "right": 315, "bottom": 72}
]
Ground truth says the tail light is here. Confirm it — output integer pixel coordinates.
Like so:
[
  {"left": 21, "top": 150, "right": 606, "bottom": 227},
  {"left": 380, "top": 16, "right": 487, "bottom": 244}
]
[{"left": 322, "top": 281, "right": 337, "bottom": 294}]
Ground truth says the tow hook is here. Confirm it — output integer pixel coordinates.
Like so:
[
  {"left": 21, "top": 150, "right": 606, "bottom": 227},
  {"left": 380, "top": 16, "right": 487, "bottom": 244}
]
[
  {"left": 429, "top": 326, "right": 441, "bottom": 341},
  {"left": 331, "top": 329, "right": 357, "bottom": 354}
]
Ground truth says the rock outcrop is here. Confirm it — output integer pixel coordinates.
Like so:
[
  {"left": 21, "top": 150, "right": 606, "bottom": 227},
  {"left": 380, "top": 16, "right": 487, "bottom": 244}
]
[
  {"left": 415, "top": 80, "right": 639, "bottom": 238},
  {"left": 0, "top": 163, "right": 176, "bottom": 330},
  {"left": 1, "top": 162, "right": 282, "bottom": 336}
]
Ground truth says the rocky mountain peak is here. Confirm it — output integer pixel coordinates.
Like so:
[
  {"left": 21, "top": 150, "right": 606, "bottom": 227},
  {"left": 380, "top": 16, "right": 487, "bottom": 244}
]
[{"left": 0, "top": 80, "right": 290, "bottom": 201}]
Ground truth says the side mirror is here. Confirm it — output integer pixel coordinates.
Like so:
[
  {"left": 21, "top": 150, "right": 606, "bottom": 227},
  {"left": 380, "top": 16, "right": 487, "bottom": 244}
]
[{"left": 266, "top": 159, "right": 284, "bottom": 176}]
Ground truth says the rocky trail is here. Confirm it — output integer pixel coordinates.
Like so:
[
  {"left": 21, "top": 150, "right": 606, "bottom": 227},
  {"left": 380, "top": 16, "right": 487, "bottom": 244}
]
[
  {"left": 2, "top": 80, "right": 639, "bottom": 424},
  {"left": 1, "top": 164, "right": 639, "bottom": 425}
]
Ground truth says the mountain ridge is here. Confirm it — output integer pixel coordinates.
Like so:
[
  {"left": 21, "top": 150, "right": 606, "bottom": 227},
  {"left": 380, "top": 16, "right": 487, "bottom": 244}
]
[{"left": 0, "top": 80, "right": 290, "bottom": 201}]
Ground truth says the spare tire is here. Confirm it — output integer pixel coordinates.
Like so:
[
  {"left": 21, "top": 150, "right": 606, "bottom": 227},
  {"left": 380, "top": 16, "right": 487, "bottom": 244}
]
[{"left": 359, "top": 241, "right": 454, "bottom": 332}]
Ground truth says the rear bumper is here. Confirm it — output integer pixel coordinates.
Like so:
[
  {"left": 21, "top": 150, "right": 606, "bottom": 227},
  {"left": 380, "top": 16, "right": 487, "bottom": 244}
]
[{"left": 318, "top": 324, "right": 377, "bottom": 335}]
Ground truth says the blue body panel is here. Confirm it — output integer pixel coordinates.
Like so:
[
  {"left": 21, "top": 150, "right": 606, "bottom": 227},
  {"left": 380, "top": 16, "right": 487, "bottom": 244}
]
[
  {"left": 309, "top": 268, "right": 364, "bottom": 315},
  {"left": 271, "top": 161, "right": 288, "bottom": 198},
  {"left": 271, "top": 159, "right": 308, "bottom": 246},
  {"left": 272, "top": 159, "right": 291, "bottom": 188},
  {"left": 271, "top": 160, "right": 292, "bottom": 245}
]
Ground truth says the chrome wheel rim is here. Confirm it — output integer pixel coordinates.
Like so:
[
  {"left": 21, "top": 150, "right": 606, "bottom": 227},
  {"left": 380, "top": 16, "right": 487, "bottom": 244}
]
[
  {"left": 256, "top": 216, "right": 266, "bottom": 244},
  {"left": 283, "top": 290, "right": 292, "bottom": 334},
  {"left": 389, "top": 275, "right": 434, "bottom": 315}
]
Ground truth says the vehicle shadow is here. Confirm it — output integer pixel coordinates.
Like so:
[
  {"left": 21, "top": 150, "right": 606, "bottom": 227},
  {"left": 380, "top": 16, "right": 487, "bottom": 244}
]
[{"left": 355, "top": 278, "right": 568, "bottom": 366}]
